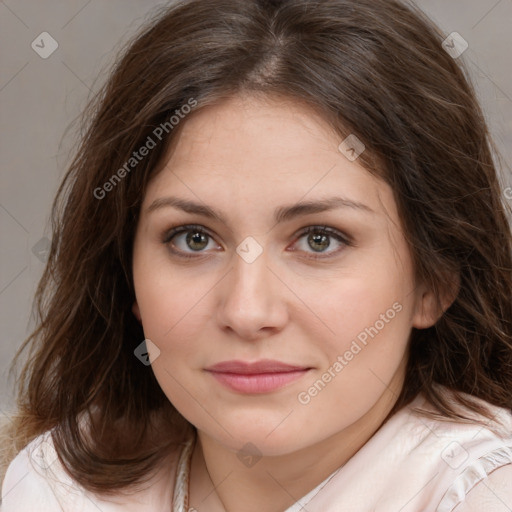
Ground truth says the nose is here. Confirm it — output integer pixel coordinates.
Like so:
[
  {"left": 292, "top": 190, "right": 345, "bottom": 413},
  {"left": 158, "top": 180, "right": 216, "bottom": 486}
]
[{"left": 215, "top": 247, "right": 288, "bottom": 341}]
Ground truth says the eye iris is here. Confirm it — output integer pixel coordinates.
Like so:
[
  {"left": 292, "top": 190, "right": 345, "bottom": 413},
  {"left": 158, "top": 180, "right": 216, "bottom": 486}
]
[
  {"left": 308, "top": 232, "right": 330, "bottom": 252},
  {"left": 186, "top": 231, "right": 208, "bottom": 251}
]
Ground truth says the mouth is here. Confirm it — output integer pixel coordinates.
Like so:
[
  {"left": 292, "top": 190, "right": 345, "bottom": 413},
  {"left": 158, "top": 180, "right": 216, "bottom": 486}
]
[{"left": 204, "top": 359, "right": 312, "bottom": 394}]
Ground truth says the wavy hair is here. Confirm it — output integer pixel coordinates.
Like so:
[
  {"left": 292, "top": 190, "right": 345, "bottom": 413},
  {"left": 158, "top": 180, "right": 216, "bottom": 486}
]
[{"left": 2, "top": 0, "right": 512, "bottom": 496}]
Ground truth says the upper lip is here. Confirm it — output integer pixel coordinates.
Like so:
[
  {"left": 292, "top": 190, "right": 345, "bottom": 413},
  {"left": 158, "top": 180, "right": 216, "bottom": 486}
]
[{"left": 205, "top": 359, "right": 310, "bottom": 374}]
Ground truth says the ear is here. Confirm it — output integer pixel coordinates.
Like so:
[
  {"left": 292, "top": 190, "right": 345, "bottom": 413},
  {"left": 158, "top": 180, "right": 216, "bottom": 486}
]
[
  {"left": 132, "top": 301, "right": 142, "bottom": 323},
  {"left": 412, "top": 272, "right": 460, "bottom": 329}
]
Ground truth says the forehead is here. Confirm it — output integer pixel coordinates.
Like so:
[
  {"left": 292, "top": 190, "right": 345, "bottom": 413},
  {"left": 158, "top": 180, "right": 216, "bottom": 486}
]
[
  {"left": 162, "top": 93, "right": 341, "bottom": 168},
  {"left": 142, "top": 93, "right": 396, "bottom": 225}
]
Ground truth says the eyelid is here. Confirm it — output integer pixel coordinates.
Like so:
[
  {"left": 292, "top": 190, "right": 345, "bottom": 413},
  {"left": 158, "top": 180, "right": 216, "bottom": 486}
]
[
  {"left": 291, "top": 225, "right": 353, "bottom": 259},
  {"left": 161, "top": 223, "right": 214, "bottom": 244},
  {"left": 161, "top": 224, "right": 223, "bottom": 261},
  {"left": 296, "top": 225, "right": 352, "bottom": 245}
]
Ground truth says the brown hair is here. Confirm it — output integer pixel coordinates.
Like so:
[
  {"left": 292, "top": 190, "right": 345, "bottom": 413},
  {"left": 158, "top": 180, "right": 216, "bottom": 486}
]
[{"left": 2, "top": 0, "right": 512, "bottom": 496}]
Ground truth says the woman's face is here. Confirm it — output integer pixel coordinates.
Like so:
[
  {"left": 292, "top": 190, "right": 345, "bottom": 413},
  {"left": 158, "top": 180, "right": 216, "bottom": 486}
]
[{"left": 132, "top": 93, "right": 436, "bottom": 455}]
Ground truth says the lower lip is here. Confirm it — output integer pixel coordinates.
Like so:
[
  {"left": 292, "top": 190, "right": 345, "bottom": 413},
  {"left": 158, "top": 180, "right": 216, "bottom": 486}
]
[{"left": 206, "top": 369, "right": 310, "bottom": 393}]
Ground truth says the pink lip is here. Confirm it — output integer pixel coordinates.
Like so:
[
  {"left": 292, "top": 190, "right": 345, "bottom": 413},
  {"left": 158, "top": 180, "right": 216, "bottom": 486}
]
[{"left": 205, "top": 359, "right": 311, "bottom": 394}]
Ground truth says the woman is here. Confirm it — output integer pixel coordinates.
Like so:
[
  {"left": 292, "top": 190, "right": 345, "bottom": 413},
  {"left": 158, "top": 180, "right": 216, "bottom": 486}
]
[{"left": 2, "top": 0, "right": 512, "bottom": 510}]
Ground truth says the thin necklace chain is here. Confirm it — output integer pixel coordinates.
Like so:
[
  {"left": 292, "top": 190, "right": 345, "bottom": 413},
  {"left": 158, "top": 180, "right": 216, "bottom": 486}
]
[{"left": 171, "top": 429, "right": 340, "bottom": 512}]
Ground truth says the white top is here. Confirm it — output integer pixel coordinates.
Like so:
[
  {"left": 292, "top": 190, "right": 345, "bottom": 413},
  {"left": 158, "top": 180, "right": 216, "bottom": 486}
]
[{"left": 2, "top": 389, "right": 512, "bottom": 511}]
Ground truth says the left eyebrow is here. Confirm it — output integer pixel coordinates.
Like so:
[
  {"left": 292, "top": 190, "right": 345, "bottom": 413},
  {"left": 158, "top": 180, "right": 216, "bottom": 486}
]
[
  {"left": 274, "top": 196, "right": 375, "bottom": 223},
  {"left": 145, "top": 195, "right": 376, "bottom": 225}
]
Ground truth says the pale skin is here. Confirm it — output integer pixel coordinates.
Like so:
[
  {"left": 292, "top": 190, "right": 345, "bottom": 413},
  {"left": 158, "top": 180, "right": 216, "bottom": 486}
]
[{"left": 131, "top": 93, "right": 451, "bottom": 512}]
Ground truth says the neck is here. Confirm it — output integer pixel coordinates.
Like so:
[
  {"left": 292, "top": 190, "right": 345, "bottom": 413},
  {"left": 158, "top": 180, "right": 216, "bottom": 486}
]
[{"left": 188, "top": 373, "right": 404, "bottom": 512}]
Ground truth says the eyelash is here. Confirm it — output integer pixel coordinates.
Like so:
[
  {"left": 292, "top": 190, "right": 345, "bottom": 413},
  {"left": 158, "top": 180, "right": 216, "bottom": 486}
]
[{"left": 161, "top": 224, "right": 353, "bottom": 261}]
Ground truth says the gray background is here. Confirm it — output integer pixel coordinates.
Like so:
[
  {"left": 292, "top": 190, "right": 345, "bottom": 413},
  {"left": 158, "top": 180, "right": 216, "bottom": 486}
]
[{"left": 1, "top": 0, "right": 511, "bottom": 414}]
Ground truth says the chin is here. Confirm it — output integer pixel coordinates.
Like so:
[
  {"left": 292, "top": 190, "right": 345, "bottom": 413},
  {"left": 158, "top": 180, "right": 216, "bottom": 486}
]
[{"left": 209, "top": 423, "right": 308, "bottom": 456}]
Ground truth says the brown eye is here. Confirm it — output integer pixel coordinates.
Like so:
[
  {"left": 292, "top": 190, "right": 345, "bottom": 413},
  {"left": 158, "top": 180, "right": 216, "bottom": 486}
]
[
  {"left": 293, "top": 226, "right": 352, "bottom": 259},
  {"left": 307, "top": 232, "right": 331, "bottom": 252},
  {"left": 162, "top": 224, "right": 218, "bottom": 259},
  {"left": 184, "top": 230, "right": 209, "bottom": 251}
]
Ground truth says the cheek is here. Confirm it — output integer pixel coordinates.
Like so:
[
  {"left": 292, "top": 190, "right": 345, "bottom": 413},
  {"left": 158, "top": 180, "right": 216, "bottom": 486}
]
[
  {"left": 307, "top": 266, "right": 413, "bottom": 397},
  {"left": 135, "top": 274, "right": 209, "bottom": 410},
  {"left": 133, "top": 251, "right": 213, "bottom": 341},
  {"left": 138, "top": 286, "right": 209, "bottom": 358},
  {"left": 318, "top": 267, "right": 411, "bottom": 349}
]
